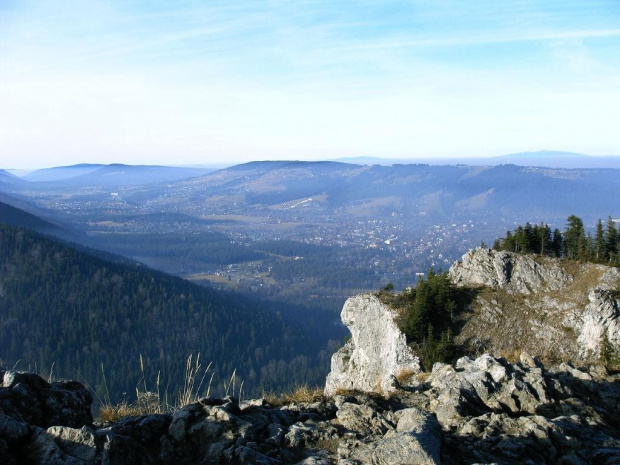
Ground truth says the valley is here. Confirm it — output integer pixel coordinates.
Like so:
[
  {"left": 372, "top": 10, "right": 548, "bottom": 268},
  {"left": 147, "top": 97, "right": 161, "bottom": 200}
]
[
  {"left": 7, "top": 161, "right": 615, "bottom": 299},
  {"left": 1, "top": 160, "right": 619, "bottom": 401}
]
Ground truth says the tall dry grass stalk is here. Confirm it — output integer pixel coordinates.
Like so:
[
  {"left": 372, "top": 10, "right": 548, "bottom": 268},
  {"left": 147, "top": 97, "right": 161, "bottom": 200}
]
[
  {"left": 97, "top": 353, "right": 221, "bottom": 421},
  {"left": 176, "top": 354, "right": 213, "bottom": 407}
]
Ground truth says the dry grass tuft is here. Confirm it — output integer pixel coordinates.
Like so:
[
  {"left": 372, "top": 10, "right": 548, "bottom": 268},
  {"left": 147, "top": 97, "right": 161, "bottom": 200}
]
[
  {"left": 97, "top": 353, "right": 220, "bottom": 422},
  {"left": 332, "top": 387, "right": 355, "bottom": 397},
  {"left": 263, "top": 385, "right": 325, "bottom": 406},
  {"left": 496, "top": 349, "right": 522, "bottom": 363},
  {"left": 415, "top": 371, "right": 431, "bottom": 383},
  {"left": 395, "top": 368, "right": 418, "bottom": 386},
  {"left": 99, "top": 402, "right": 145, "bottom": 423}
]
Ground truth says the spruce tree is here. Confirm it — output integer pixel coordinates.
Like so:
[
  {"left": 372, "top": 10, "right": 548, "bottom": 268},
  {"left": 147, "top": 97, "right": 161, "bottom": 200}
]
[
  {"left": 595, "top": 219, "right": 606, "bottom": 261},
  {"left": 565, "top": 215, "right": 585, "bottom": 260},
  {"left": 606, "top": 216, "right": 618, "bottom": 263},
  {"left": 600, "top": 332, "right": 618, "bottom": 367},
  {"left": 551, "top": 228, "right": 564, "bottom": 257}
]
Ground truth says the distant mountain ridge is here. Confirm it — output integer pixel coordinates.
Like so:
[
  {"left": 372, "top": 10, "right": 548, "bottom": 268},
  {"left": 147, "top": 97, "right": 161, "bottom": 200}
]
[
  {"left": 168, "top": 161, "right": 619, "bottom": 225},
  {"left": 332, "top": 150, "right": 620, "bottom": 169},
  {"left": 24, "top": 164, "right": 106, "bottom": 182},
  {"left": 0, "top": 169, "right": 24, "bottom": 188},
  {"left": 20, "top": 163, "right": 214, "bottom": 186}
]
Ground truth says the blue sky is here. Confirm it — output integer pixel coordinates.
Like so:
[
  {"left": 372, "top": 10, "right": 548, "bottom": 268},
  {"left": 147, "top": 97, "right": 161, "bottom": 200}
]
[{"left": 1, "top": 1, "right": 620, "bottom": 168}]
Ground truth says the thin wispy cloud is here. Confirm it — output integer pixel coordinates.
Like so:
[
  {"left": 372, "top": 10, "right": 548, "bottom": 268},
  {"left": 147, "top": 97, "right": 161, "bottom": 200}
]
[{"left": 1, "top": 1, "right": 619, "bottom": 168}]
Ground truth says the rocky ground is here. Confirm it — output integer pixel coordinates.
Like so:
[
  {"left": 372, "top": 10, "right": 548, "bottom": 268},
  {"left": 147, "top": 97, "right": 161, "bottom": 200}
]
[{"left": 2, "top": 352, "right": 619, "bottom": 464}]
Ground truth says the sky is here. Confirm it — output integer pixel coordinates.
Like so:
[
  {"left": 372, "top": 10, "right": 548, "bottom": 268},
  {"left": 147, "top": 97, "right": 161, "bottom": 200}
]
[{"left": 1, "top": 1, "right": 620, "bottom": 169}]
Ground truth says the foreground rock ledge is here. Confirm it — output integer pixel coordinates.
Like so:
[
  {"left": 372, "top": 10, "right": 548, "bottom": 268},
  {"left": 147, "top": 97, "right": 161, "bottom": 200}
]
[{"left": 2, "top": 353, "right": 620, "bottom": 464}]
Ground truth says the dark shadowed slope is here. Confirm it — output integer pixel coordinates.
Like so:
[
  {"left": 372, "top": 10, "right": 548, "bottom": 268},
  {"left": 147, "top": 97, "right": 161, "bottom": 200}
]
[{"left": 0, "top": 224, "right": 320, "bottom": 400}]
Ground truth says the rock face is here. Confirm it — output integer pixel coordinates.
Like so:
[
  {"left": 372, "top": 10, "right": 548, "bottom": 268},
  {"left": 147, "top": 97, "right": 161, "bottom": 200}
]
[
  {"left": 449, "top": 247, "right": 575, "bottom": 293},
  {"left": 3, "top": 354, "right": 620, "bottom": 464},
  {"left": 449, "top": 247, "right": 620, "bottom": 360},
  {"left": 0, "top": 370, "right": 93, "bottom": 428},
  {"left": 578, "top": 289, "right": 620, "bottom": 357},
  {"left": 324, "top": 294, "right": 420, "bottom": 396}
]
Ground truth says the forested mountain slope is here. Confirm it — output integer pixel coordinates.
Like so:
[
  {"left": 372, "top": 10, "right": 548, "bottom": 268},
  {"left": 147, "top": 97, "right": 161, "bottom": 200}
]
[
  {"left": 0, "top": 224, "right": 326, "bottom": 401},
  {"left": 0, "top": 200, "right": 65, "bottom": 236}
]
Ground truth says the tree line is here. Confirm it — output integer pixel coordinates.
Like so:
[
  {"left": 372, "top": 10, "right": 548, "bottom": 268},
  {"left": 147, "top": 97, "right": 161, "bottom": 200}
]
[{"left": 492, "top": 215, "right": 619, "bottom": 265}]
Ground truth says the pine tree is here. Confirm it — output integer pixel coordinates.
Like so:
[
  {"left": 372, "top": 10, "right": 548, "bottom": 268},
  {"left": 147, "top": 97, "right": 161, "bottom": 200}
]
[
  {"left": 551, "top": 228, "right": 564, "bottom": 257},
  {"left": 503, "top": 231, "right": 516, "bottom": 252},
  {"left": 595, "top": 219, "right": 606, "bottom": 261},
  {"left": 515, "top": 226, "right": 528, "bottom": 253},
  {"left": 537, "top": 223, "right": 551, "bottom": 255},
  {"left": 578, "top": 232, "right": 594, "bottom": 262},
  {"left": 492, "top": 238, "right": 502, "bottom": 251},
  {"left": 565, "top": 215, "right": 585, "bottom": 260},
  {"left": 523, "top": 223, "right": 535, "bottom": 253},
  {"left": 600, "top": 332, "right": 618, "bottom": 367},
  {"left": 436, "top": 328, "right": 456, "bottom": 363},
  {"left": 606, "top": 216, "right": 618, "bottom": 263}
]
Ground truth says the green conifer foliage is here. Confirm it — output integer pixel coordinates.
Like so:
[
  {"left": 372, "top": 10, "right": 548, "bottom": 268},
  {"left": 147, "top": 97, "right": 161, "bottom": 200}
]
[{"left": 401, "top": 269, "right": 471, "bottom": 370}]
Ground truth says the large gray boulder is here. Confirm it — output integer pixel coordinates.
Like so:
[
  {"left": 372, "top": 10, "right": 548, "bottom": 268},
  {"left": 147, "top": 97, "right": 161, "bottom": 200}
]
[
  {"left": 324, "top": 294, "right": 421, "bottom": 396},
  {"left": 0, "top": 371, "right": 93, "bottom": 428},
  {"left": 25, "top": 425, "right": 98, "bottom": 464},
  {"left": 336, "top": 406, "right": 441, "bottom": 465}
]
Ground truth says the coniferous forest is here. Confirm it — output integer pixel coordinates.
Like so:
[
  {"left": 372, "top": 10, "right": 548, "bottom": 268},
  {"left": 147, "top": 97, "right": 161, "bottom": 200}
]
[
  {"left": 0, "top": 224, "right": 334, "bottom": 402},
  {"left": 492, "top": 215, "right": 620, "bottom": 265}
]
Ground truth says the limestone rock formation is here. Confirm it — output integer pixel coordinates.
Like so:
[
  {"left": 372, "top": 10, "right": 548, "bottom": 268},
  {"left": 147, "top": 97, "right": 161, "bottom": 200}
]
[
  {"left": 0, "top": 370, "right": 93, "bottom": 428},
  {"left": 324, "top": 294, "right": 420, "bottom": 396},
  {"left": 448, "top": 247, "right": 573, "bottom": 294},
  {"left": 449, "top": 247, "right": 620, "bottom": 360},
  {"left": 577, "top": 289, "right": 620, "bottom": 358}
]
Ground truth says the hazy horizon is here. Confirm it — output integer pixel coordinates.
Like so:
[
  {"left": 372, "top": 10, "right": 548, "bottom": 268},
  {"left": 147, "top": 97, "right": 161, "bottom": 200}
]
[{"left": 4, "top": 149, "right": 620, "bottom": 175}]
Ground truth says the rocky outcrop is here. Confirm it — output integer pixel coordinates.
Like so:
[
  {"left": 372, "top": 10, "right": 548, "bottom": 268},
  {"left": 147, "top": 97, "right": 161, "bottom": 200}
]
[
  {"left": 0, "top": 370, "right": 94, "bottom": 465},
  {"left": 576, "top": 289, "right": 620, "bottom": 357},
  {"left": 448, "top": 247, "right": 573, "bottom": 294},
  {"left": 3, "top": 249, "right": 619, "bottom": 463},
  {"left": 324, "top": 294, "right": 420, "bottom": 396},
  {"left": 3, "top": 353, "right": 620, "bottom": 465},
  {"left": 449, "top": 247, "right": 620, "bottom": 360}
]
